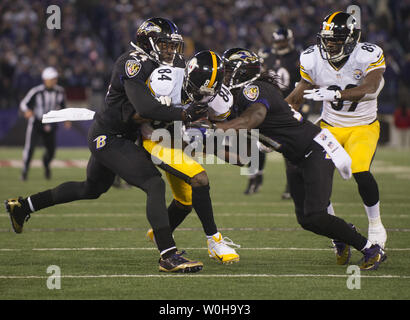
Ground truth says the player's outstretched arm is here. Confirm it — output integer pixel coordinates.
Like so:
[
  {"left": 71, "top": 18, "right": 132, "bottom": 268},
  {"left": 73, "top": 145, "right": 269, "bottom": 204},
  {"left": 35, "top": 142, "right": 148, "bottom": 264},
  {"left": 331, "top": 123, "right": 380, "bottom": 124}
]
[
  {"left": 215, "top": 103, "right": 267, "bottom": 131},
  {"left": 339, "top": 68, "right": 385, "bottom": 102},
  {"left": 285, "top": 79, "right": 314, "bottom": 110}
]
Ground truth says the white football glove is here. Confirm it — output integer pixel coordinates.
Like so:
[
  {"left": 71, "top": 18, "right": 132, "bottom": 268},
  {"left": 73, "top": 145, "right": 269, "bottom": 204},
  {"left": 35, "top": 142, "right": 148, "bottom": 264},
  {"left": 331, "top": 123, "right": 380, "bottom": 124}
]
[
  {"left": 156, "top": 95, "right": 172, "bottom": 107},
  {"left": 303, "top": 88, "right": 341, "bottom": 102}
]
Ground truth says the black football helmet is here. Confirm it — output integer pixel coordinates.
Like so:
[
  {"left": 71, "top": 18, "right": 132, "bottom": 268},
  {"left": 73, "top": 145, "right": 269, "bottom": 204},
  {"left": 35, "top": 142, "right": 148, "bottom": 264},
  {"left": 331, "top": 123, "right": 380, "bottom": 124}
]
[
  {"left": 317, "top": 12, "right": 361, "bottom": 62},
  {"left": 272, "top": 27, "right": 294, "bottom": 55},
  {"left": 184, "top": 50, "right": 224, "bottom": 102},
  {"left": 222, "top": 48, "right": 261, "bottom": 90},
  {"left": 132, "top": 17, "right": 184, "bottom": 66}
]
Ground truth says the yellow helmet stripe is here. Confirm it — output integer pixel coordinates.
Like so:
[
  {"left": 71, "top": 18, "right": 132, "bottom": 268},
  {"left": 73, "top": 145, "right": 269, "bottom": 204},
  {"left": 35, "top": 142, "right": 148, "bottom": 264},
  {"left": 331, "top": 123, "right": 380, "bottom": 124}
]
[
  {"left": 325, "top": 11, "right": 342, "bottom": 30},
  {"left": 207, "top": 51, "right": 218, "bottom": 88}
]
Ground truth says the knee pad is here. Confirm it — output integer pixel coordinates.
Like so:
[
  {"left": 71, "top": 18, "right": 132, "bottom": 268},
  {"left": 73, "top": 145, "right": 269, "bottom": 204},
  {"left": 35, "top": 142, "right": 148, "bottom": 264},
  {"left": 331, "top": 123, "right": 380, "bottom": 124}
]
[
  {"left": 84, "top": 181, "right": 110, "bottom": 199},
  {"left": 190, "top": 171, "right": 209, "bottom": 187},
  {"left": 141, "top": 176, "right": 165, "bottom": 195},
  {"left": 173, "top": 199, "right": 192, "bottom": 213}
]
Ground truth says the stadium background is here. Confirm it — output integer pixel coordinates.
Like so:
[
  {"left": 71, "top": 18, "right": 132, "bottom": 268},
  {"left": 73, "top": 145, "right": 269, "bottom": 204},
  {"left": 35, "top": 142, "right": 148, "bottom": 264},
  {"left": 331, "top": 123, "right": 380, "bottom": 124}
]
[{"left": 0, "top": 0, "right": 409, "bottom": 147}]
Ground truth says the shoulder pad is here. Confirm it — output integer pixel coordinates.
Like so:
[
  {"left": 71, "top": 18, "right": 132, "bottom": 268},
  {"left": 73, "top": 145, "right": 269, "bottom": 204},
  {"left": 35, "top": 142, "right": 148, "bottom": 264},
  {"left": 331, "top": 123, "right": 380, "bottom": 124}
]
[
  {"left": 242, "top": 83, "right": 261, "bottom": 102},
  {"left": 208, "top": 84, "right": 233, "bottom": 120},
  {"left": 148, "top": 66, "right": 180, "bottom": 97},
  {"left": 299, "top": 45, "right": 318, "bottom": 71},
  {"left": 354, "top": 42, "right": 384, "bottom": 64}
]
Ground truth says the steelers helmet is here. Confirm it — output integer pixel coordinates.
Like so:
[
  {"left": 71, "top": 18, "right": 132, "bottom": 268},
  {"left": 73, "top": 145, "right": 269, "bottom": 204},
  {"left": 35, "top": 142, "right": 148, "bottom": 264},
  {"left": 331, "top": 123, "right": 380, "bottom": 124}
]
[
  {"left": 317, "top": 12, "right": 361, "bottom": 62},
  {"left": 184, "top": 50, "right": 224, "bottom": 101}
]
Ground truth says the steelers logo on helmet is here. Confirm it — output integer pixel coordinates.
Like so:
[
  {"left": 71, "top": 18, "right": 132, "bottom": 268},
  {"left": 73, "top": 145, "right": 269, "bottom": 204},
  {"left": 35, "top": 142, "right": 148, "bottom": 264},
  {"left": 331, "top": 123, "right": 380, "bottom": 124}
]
[{"left": 125, "top": 59, "right": 141, "bottom": 78}]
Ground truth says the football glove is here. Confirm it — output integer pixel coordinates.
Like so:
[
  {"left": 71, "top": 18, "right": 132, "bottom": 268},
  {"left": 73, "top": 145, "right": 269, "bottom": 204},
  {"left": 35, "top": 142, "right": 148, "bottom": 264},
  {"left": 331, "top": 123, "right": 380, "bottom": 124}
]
[
  {"left": 303, "top": 88, "right": 341, "bottom": 102},
  {"left": 183, "top": 101, "right": 208, "bottom": 122},
  {"left": 156, "top": 95, "right": 172, "bottom": 107}
]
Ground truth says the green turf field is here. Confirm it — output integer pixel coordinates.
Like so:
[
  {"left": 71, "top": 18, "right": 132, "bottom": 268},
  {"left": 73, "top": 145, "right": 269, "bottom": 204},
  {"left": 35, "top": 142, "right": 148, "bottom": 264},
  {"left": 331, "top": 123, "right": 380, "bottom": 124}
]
[{"left": 0, "top": 146, "right": 409, "bottom": 300}]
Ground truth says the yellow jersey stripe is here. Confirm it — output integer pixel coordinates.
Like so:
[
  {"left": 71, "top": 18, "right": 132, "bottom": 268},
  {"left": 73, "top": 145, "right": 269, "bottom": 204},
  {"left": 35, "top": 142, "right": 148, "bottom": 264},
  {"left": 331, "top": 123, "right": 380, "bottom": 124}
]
[
  {"left": 208, "top": 51, "right": 218, "bottom": 88},
  {"left": 325, "top": 12, "right": 342, "bottom": 30},
  {"left": 366, "top": 62, "right": 386, "bottom": 72},
  {"left": 300, "top": 69, "right": 314, "bottom": 83},
  {"left": 369, "top": 54, "right": 385, "bottom": 66},
  {"left": 146, "top": 79, "right": 156, "bottom": 96}
]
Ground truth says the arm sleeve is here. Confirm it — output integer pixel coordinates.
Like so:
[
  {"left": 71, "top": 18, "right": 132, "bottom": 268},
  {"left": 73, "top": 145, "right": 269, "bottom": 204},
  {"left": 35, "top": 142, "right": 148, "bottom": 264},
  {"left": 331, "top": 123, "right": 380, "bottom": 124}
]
[
  {"left": 123, "top": 78, "right": 183, "bottom": 121},
  {"left": 19, "top": 87, "right": 37, "bottom": 112}
]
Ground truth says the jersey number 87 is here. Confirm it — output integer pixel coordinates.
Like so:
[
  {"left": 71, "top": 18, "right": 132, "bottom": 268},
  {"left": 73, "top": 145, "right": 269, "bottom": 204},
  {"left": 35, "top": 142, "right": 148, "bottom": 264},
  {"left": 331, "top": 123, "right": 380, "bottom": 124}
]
[{"left": 328, "top": 84, "right": 358, "bottom": 112}]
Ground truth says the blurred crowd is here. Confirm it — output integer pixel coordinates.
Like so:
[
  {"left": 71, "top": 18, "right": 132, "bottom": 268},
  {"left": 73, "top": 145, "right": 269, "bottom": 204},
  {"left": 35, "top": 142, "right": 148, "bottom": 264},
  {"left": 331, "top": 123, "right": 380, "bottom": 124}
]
[{"left": 1, "top": 0, "right": 409, "bottom": 113}]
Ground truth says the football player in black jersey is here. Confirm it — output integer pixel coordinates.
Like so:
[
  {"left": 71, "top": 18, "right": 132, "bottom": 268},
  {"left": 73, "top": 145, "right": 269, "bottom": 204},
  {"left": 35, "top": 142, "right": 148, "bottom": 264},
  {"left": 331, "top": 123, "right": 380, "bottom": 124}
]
[
  {"left": 190, "top": 48, "right": 386, "bottom": 271},
  {"left": 245, "top": 28, "right": 309, "bottom": 198},
  {"left": 4, "top": 18, "right": 207, "bottom": 273}
]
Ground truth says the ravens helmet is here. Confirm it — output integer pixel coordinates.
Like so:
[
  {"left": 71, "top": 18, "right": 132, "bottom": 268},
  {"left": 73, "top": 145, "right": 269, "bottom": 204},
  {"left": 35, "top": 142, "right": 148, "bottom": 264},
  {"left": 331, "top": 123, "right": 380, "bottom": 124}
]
[
  {"left": 133, "top": 17, "right": 184, "bottom": 66},
  {"left": 222, "top": 48, "right": 261, "bottom": 90},
  {"left": 272, "top": 28, "right": 294, "bottom": 55},
  {"left": 184, "top": 50, "right": 224, "bottom": 101},
  {"left": 317, "top": 12, "right": 361, "bottom": 62}
]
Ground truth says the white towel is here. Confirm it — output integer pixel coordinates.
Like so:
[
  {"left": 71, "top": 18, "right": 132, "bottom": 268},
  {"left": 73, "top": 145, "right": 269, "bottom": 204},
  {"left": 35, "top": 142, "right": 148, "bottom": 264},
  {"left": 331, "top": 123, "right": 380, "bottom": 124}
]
[
  {"left": 313, "top": 128, "right": 352, "bottom": 180},
  {"left": 42, "top": 108, "right": 95, "bottom": 123}
]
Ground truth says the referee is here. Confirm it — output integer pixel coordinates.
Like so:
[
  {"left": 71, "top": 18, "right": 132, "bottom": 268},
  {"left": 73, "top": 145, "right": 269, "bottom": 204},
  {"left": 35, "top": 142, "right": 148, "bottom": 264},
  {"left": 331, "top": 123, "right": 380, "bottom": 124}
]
[{"left": 20, "top": 67, "right": 70, "bottom": 181}]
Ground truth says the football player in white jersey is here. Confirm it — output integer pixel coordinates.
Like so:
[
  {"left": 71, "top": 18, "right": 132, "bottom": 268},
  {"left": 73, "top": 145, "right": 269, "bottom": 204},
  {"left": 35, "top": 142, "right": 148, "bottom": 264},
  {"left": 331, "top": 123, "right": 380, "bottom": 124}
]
[
  {"left": 144, "top": 50, "right": 240, "bottom": 264},
  {"left": 286, "top": 11, "right": 387, "bottom": 264}
]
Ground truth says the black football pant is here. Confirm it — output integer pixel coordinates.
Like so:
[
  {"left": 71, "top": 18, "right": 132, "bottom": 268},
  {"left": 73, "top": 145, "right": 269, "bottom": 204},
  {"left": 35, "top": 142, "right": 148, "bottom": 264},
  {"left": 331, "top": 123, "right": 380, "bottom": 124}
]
[
  {"left": 286, "top": 142, "right": 368, "bottom": 251},
  {"left": 28, "top": 121, "right": 175, "bottom": 252},
  {"left": 22, "top": 119, "right": 56, "bottom": 175}
]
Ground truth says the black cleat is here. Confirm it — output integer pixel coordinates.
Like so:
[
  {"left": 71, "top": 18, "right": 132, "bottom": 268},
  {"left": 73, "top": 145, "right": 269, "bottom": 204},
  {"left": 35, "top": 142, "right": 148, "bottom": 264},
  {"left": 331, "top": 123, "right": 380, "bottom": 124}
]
[
  {"left": 4, "top": 197, "right": 31, "bottom": 234},
  {"left": 360, "top": 244, "right": 387, "bottom": 271},
  {"left": 159, "top": 251, "right": 203, "bottom": 273},
  {"left": 244, "top": 174, "right": 263, "bottom": 195}
]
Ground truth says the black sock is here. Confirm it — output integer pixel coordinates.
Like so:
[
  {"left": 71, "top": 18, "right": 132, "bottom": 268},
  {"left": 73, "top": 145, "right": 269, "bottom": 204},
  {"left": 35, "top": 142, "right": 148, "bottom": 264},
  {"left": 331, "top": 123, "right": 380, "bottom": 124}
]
[
  {"left": 168, "top": 200, "right": 191, "bottom": 232},
  {"left": 27, "top": 190, "right": 53, "bottom": 212},
  {"left": 354, "top": 172, "right": 379, "bottom": 206},
  {"left": 154, "top": 226, "right": 177, "bottom": 254},
  {"left": 192, "top": 185, "right": 218, "bottom": 236}
]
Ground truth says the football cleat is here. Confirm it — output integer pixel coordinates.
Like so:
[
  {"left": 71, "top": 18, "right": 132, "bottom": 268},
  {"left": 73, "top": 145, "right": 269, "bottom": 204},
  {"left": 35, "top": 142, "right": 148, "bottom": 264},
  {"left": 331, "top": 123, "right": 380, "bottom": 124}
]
[
  {"left": 331, "top": 224, "right": 355, "bottom": 265},
  {"left": 159, "top": 251, "right": 203, "bottom": 273},
  {"left": 368, "top": 224, "right": 387, "bottom": 249},
  {"left": 4, "top": 197, "right": 31, "bottom": 234},
  {"left": 360, "top": 244, "right": 387, "bottom": 271},
  {"left": 332, "top": 240, "right": 351, "bottom": 265},
  {"left": 146, "top": 228, "right": 156, "bottom": 245},
  {"left": 244, "top": 174, "right": 263, "bottom": 195},
  {"left": 207, "top": 232, "right": 240, "bottom": 264}
]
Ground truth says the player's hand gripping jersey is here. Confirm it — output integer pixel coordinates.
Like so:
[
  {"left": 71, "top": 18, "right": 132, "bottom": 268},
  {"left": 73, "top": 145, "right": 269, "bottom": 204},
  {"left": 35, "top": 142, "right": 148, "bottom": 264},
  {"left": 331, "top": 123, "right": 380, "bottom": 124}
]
[{"left": 300, "top": 42, "right": 385, "bottom": 127}]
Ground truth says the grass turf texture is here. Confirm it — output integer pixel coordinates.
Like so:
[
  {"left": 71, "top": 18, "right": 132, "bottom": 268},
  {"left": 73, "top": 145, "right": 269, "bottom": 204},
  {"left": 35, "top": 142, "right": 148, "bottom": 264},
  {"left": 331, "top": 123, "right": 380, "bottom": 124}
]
[{"left": 0, "top": 146, "right": 409, "bottom": 300}]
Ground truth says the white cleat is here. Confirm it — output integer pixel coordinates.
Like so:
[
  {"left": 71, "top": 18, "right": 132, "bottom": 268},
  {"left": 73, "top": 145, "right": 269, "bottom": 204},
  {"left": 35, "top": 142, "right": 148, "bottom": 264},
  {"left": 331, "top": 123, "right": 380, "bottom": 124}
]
[
  {"left": 207, "top": 232, "right": 240, "bottom": 264},
  {"left": 368, "top": 224, "right": 387, "bottom": 249}
]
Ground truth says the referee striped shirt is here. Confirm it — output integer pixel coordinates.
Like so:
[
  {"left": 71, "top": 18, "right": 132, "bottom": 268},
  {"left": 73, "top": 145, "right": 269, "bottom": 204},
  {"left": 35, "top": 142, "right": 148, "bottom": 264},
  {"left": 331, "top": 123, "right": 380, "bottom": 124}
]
[{"left": 20, "top": 84, "right": 66, "bottom": 121}]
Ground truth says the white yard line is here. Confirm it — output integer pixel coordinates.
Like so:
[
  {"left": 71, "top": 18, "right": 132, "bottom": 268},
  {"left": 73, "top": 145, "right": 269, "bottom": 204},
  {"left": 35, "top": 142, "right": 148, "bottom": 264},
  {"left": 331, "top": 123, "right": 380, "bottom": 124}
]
[
  {"left": 1, "top": 247, "right": 410, "bottom": 252},
  {"left": 0, "top": 273, "right": 409, "bottom": 279}
]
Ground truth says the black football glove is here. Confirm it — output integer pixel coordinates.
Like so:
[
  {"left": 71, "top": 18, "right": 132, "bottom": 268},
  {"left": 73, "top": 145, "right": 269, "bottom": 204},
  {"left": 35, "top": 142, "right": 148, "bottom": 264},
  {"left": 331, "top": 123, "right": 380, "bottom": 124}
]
[{"left": 183, "top": 101, "right": 208, "bottom": 122}]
